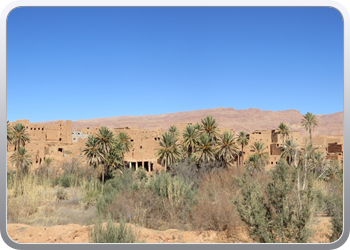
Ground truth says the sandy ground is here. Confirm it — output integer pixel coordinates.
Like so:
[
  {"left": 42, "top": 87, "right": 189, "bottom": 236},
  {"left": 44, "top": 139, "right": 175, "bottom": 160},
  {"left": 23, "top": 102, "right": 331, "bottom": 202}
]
[
  {"left": 7, "top": 223, "right": 245, "bottom": 244},
  {"left": 7, "top": 215, "right": 332, "bottom": 244}
]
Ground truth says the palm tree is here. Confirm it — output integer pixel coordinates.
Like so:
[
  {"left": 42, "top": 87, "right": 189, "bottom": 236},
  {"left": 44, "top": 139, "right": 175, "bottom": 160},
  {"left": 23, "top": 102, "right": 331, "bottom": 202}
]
[
  {"left": 116, "top": 132, "right": 132, "bottom": 154},
  {"left": 10, "top": 147, "right": 32, "bottom": 196},
  {"left": 276, "top": 122, "right": 290, "bottom": 146},
  {"left": 44, "top": 157, "right": 52, "bottom": 179},
  {"left": 156, "top": 132, "right": 181, "bottom": 169},
  {"left": 299, "top": 142, "right": 317, "bottom": 190},
  {"left": 168, "top": 125, "right": 180, "bottom": 139},
  {"left": 200, "top": 115, "right": 220, "bottom": 141},
  {"left": 195, "top": 133, "right": 216, "bottom": 165},
  {"left": 245, "top": 154, "right": 263, "bottom": 175},
  {"left": 281, "top": 139, "right": 299, "bottom": 166},
  {"left": 7, "top": 121, "right": 13, "bottom": 150},
  {"left": 11, "top": 146, "right": 32, "bottom": 173},
  {"left": 247, "top": 142, "right": 270, "bottom": 172},
  {"left": 182, "top": 124, "right": 199, "bottom": 157},
  {"left": 309, "top": 152, "right": 330, "bottom": 179},
  {"left": 83, "top": 135, "right": 104, "bottom": 182},
  {"left": 216, "top": 131, "right": 239, "bottom": 168},
  {"left": 12, "top": 123, "right": 31, "bottom": 152},
  {"left": 194, "top": 123, "right": 202, "bottom": 131},
  {"left": 105, "top": 141, "right": 124, "bottom": 176},
  {"left": 95, "top": 127, "right": 114, "bottom": 187},
  {"left": 301, "top": 112, "right": 318, "bottom": 143},
  {"left": 83, "top": 135, "right": 103, "bottom": 168},
  {"left": 237, "top": 131, "right": 249, "bottom": 167}
]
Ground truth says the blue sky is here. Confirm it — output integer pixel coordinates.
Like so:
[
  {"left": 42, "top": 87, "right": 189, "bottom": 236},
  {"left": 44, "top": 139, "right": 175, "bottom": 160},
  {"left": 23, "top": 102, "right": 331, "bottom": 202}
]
[{"left": 7, "top": 7, "right": 343, "bottom": 122}]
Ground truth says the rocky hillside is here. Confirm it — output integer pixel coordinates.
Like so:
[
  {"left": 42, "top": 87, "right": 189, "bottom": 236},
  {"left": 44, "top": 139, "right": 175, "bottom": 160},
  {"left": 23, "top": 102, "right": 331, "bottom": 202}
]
[{"left": 38, "top": 108, "right": 343, "bottom": 136}]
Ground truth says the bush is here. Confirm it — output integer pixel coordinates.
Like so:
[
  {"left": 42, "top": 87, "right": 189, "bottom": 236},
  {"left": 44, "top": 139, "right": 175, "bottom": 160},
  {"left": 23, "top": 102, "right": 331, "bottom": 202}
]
[
  {"left": 191, "top": 168, "right": 242, "bottom": 233},
  {"left": 235, "top": 160, "right": 315, "bottom": 243},
  {"left": 96, "top": 169, "right": 140, "bottom": 216},
  {"left": 89, "top": 216, "right": 138, "bottom": 243},
  {"left": 326, "top": 194, "right": 343, "bottom": 242},
  {"left": 59, "top": 174, "right": 75, "bottom": 188},
  {"left": 103, "top": 188, "right": 162, "bottom": 229},
  {"left": 135, "top": 168, "right": 148, "bottom": 182},
  {"left": 82, "top": 190, "right": 101, "bottom": 208},
  {"left": 147, "top": 171, "right": 197, "bottom": 228},
  {"left": 169, "top": 158, "right": 200, "bottom": 187},
  {"left": 56, "top": 187, "right": 68, "bottom": 201}
]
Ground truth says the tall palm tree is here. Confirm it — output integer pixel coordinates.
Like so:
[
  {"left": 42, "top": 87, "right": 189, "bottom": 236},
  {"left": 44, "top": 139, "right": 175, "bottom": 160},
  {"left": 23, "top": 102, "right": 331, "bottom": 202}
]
[
  {"left": 200, "top": 115, "right": 220, "bottom": 141},
  {"left": 276, "top": 122, "right": 290, "bottom": 146},
  {"left": 156, "top": 132, "right": 181, "bottom": 169},
  {"left": 182, "top": 124, "right": 199, "bottom": 157},
  {"left": 247, "top": 141, "right": 270, "bottom": 172},
  {"left": 12, "top": 123, "right": 31, "bottom": 152},
  {"left": 237, "top": 131, "right": 249, "bottom": 167},
  {"left": 301, "top": 112, "right": 318, "bottom": 143},
  {"left": 95, "top": 127, "right": 114, "bottom": 187},
  {"left": 195, "top": 133, "right": 216, "bottom": 165},
  {"left": 10, "top": 147, "right": 32, "bottom": 196},
  {"left": 216, "top": 131, "right": 239, "bottom": 168}
]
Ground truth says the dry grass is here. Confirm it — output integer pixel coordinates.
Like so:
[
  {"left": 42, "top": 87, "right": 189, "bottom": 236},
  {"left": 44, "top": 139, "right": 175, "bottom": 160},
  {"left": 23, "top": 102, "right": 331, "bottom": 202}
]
[
  {"left": 7, "top": 174, "right": 97, "bottom": 226},
  {"left": 191, "top": 167, "right": 244, "bottom": 235}
]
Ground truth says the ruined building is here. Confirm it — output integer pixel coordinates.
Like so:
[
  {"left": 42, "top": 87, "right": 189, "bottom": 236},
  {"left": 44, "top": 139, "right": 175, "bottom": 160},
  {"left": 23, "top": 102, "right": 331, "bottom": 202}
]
[{"left": 7, "top": 120, "right": 343, "bottom": 172}]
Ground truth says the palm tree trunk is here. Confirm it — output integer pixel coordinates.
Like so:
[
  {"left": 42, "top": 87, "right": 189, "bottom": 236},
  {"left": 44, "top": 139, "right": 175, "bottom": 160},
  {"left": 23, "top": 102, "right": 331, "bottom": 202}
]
[
  {"left": 102, "top": 165, "right": 105, "bottom": 193},
  {"left": 14, "top": 163, "right": 18, "bottom": 197},
  {"left": 241, "top": 145, "right": 244, "bottom": 168},
  {"left": 302, "top": 152, "right": 308, "bottom": 190}
]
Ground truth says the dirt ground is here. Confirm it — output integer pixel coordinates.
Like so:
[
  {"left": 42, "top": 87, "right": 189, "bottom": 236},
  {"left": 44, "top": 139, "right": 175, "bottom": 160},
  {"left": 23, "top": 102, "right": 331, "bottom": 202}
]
[
  {"left": 7, "top": 215, "right": 332, "bottom": 244},
  {"left": 7, "top": 223, "right": 244, "bottom": 243}
]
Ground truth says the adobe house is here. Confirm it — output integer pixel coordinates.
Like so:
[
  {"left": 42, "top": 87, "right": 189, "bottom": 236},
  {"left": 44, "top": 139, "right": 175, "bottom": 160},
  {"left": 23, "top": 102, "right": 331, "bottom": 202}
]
[
  {"left": 326, "top": 142, "right": 343, "bottom": 162},
  {"left": 242, "top": 129, "right": 302, "bottom": 170},
  {"left": 7, "top": 120, "right": 74, "bottom": 171},
  {"left": 7, "top": 120, "right": 343, "bottom": 173}
]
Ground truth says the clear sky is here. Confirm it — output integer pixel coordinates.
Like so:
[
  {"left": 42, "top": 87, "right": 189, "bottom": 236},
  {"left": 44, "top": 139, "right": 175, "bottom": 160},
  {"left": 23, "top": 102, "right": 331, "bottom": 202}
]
[{"left": 7, "top": 7, "right": 343, "bottom": 122}]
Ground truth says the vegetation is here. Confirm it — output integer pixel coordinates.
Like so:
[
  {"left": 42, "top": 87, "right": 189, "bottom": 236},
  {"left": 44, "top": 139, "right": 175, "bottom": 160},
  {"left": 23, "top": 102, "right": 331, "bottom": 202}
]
[
  {"left": 276, "top": 122, "right": 290, "bottom": 145},
  {"left": 6, "top": 113, "right": 343, "bottom": 243},
  {"left": 301, "top": 112, "right": 318, "bottom": 143},
  {"left": 245, "top": 142, "right": 269, "bottom": 175},
  {"left": 156, "top": 132, "right": 182, "bottom": 169},
  {"left": 236, "top": 131, "right": 249, "bottom": 168},
  {"left": 89, "top": 216, "right": 138, "bottom": 243}
]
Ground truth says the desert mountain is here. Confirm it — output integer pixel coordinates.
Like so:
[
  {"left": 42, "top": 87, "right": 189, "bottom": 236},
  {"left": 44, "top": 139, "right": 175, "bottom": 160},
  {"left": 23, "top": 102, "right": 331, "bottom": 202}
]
[{"left": 38, "top": 107, "right": 343, "bottom": 136}]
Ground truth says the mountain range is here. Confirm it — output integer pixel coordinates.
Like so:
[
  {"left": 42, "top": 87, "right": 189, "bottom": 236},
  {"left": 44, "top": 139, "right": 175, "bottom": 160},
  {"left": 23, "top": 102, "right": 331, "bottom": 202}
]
[{"left": 58, "top": 107, "right": 343, "bottom": 136}]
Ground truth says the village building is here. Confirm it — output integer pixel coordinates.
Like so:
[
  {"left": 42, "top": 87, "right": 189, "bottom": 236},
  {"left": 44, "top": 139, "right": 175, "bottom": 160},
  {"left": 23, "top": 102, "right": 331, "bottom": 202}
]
[{"left": 7, "top": 119, "right": 343, "bottom": 173}]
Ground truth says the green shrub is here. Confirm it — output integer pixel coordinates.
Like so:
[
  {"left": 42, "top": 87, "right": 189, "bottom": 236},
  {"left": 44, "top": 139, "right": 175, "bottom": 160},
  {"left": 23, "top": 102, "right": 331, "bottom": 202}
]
[
  {"left": 59, "top": 174, "right": 74, "bottom": 188},
  {"left": 82, "top": 190, "right": 101, "bottom": 208},
  {"left": 135, "top": 168, "right": 148, "bottom": 182},
  {"left": 235, "top": 160, "right": 314, "bottom": 243},
  {"left": 96, "top": 169, "right": 140, "bottom": 215},
  {"left": 147, "top": 171, "right": 197, "bottom": 224},
  {"left": 326, "top": 194, "right": 343, "bottom": 242},
  {"left": 89, "top": 216, "right": 138, "bottom": 243},
  {"left": 56, "top": 187, "right": 68, "bottom": 201}
]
